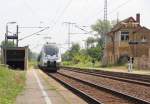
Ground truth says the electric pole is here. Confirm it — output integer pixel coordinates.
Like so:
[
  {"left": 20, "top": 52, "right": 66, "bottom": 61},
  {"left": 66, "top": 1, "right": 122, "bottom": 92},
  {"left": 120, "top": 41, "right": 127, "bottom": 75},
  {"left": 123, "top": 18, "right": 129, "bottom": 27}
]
[
  {"left": 104, "top": 0, "right": 107, "bottom": 22},
  {"left": 63, "top": 22, "right": 75, "bottom": 50},
  {"left": 16, "top": 25, "right": 19, "bottom": 47},
  {"left": 102, "top": 0, "right": 108, "bottom": 65},
  {"left": 104, "top": 0, "right": 107, "bottom": 46}
]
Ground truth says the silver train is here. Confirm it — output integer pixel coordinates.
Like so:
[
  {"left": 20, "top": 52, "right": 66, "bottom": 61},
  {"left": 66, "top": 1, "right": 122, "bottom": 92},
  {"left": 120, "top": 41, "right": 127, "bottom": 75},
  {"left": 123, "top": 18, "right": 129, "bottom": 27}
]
[{"left": 38, "top": 43, "right": 61, "bottom": 72}]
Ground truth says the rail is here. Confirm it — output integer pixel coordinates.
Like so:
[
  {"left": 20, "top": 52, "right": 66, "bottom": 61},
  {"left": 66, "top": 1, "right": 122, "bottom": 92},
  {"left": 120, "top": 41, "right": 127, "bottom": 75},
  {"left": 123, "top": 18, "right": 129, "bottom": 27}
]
[{"left": 45, "top": 70, "right": 150, "bottom": 104}]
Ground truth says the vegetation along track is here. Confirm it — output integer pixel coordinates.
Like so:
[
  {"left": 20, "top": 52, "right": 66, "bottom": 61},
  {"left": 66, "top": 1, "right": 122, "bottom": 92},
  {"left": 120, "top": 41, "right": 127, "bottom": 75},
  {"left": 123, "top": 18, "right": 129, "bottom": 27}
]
[
  {"left": 47, "top": 71, "right": 150, "bottom": 104},
  {"left": 62, "top": 66, "right": 150, "bottom": 84}
]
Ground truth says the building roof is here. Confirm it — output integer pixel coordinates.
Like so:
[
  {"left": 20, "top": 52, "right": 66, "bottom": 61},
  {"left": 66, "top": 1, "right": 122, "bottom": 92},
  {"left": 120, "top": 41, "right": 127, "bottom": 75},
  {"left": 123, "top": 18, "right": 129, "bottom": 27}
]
[
  {"left": 133, "top": 26, "right": 150, "bottom": 33},
  {"left": 108, "top": 16, "right": 139, "bottom": 35}
]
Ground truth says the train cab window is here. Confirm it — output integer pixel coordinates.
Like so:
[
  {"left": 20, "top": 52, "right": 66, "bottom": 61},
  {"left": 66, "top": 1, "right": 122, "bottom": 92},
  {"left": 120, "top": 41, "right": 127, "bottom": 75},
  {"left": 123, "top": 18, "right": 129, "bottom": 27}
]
[{"left": 44, "top": 45, "right": 59, "bottom": 56}]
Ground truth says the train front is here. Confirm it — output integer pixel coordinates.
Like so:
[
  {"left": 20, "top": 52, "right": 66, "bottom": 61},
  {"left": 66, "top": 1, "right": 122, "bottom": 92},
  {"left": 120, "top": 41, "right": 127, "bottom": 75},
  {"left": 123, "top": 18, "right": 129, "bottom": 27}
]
[{"left": 40, "top": 44, "right": 61, "bottom": 72}]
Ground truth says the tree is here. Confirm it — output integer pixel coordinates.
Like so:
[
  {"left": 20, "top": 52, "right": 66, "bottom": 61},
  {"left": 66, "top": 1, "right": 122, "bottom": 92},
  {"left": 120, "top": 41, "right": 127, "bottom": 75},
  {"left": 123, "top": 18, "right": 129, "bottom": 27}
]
[
  {"left": 72, "top": 53, "right": 92, "bottom": 64},
  {"left": 91, "top": 19, "right": 112, "bottom": 43},
  {"left": 70, "top": 43, "right": 80, "bottom": 53},
  {"left": 62, "top": 43, "right": 80, "bottom": 61},
  {"left": 95, "top": 38, "right": 103, "bottom": 49},
  {"left": 86, "top": 37, "right": 96, "bottom": 48},
  {"left": 91, "top": 20, "right": 113, "bottom": 62},
  {"left": 28, "top": 49, "right": 38, "bottom": 61},
  {"left": 62, "top": 51, "right": 71, "bottom": 61},
  {"left": 1, "top": 41, "right": 16, "bottom": 47},
  {"left": 89, "top": 47, "right": 103, "bottom": 60}
]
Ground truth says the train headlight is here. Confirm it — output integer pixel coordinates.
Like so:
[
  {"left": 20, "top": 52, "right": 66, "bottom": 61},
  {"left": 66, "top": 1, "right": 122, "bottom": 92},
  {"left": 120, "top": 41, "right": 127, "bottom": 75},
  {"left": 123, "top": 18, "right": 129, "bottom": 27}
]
[{"left": 56, "top": 58, "right": 61, "bottom": 63}]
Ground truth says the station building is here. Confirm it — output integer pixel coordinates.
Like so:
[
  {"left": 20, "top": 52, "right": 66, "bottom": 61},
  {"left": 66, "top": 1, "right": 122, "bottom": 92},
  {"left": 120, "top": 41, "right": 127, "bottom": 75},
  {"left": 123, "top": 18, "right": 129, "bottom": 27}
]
[{"left": 104, "top": 13, "right": 150, "bottom": 69}]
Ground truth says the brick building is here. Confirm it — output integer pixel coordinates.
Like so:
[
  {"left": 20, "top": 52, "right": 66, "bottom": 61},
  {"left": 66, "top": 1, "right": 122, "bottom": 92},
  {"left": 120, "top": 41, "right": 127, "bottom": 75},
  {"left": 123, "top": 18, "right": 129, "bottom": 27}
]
[{"left": 104, "top": 13, "right": 150, "bottom": 69}]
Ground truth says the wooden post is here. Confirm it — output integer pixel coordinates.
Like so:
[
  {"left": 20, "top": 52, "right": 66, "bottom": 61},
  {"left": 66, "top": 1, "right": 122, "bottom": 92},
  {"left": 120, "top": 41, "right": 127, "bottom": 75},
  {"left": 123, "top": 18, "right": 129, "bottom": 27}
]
[
  {"left": 149, "top": 48, "right": 150, "bottom": 58},
  {"left": 24, "top": 46, "right": 29, "bottom": 70}
]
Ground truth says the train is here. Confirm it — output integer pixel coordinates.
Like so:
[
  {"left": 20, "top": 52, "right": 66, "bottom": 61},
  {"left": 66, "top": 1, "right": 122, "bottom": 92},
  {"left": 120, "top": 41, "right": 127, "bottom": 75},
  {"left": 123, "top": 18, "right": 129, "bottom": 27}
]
[{"left": 38, "top": 43, "right": 61, "bottom": 72}]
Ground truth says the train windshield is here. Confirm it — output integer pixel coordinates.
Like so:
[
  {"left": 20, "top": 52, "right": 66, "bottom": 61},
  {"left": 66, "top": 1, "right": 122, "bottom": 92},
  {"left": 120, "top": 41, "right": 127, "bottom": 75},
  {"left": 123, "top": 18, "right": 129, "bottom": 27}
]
[{"left": 44, "top": 45, "right": 59, "bottom": 56}]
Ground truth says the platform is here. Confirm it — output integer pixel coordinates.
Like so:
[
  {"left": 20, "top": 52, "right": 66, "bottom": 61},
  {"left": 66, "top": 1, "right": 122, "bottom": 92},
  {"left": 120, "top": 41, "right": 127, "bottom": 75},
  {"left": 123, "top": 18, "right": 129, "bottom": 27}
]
[{"left": 16, "top": 69, "right": 87, "bottom": 104}]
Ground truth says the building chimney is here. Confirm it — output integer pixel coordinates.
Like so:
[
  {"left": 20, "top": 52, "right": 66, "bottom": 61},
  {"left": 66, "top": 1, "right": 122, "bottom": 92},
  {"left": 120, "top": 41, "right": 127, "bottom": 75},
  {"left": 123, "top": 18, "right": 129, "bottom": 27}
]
[{"left": 136, "top": 13, "right": 140, "bottom": 24}]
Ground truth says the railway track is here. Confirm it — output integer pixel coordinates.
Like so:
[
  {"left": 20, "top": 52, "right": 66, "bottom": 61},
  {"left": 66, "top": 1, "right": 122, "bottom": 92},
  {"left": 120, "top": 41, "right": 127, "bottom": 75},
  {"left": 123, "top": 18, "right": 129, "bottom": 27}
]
[
  {"left": 61, "top": 66, "right": 150, "bottom": 84},
  {"left": 59, "top": 69, "right": 150, "bottom": 103},
  {"left": 47, "top": 71, "right": 150, "bottom": 104},
  {"left": 61, "top": 67, "right": 150, "bottom": 86}
]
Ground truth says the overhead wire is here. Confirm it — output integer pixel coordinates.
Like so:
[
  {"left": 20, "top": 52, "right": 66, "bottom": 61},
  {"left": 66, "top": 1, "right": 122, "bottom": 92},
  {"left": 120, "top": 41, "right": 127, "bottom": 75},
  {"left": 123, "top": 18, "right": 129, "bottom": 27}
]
[
  {"left": 13, "top": 0, "right": 73, "bottom": 51},
  {"left": 96, "top": 0, "right": 121, "bottom": 17},
  {"left": 108, "top": 0, "right": 133, "bottom": 16},
  {"left": 49, "top": 2, "right": 65, "bottom": 25},
  {"left": 17, "top": 0, "right": 53, "bottom": 47},
  {"left": 84, "top": 0, "right": 133, "bottom": 23},
  {"left": 20, "top": 0, "right": 133, "bottom": 48},
  {"left": 50, "top": 0, "right": 73, "bottom": 31},
  {"left": 23, "top": 0, "right": 42, "bottom": 22},
  {"left": 74, "top": 25, "right": 90, "bottom": 33},
  {"left": 83, "top": 0, "right": 109, "bottom": 23},
  {"left": 18, "top": 27, "right": 49, "bottom": 41}
]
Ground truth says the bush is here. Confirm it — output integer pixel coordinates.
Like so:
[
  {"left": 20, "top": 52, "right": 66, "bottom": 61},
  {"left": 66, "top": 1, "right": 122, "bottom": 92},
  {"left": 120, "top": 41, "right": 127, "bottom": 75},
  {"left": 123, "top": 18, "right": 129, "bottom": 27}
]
[
  {"left": 72, "top": 53, "right": 92, "bottom": 64},
  {"left": 62, "top": 61, "right": 73, "bottom": 66}
]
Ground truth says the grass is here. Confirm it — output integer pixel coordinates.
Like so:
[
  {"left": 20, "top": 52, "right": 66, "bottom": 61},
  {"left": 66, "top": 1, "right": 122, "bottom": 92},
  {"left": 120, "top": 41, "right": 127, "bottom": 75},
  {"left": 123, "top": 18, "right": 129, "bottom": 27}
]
[
  {"left": 62, "top": 61, "right": 101, "bottom": 69},
  {"left": 0, "top": 66, "right": 26, "bottom": 104},
  {"left": 28, "top": 60, "right": 38, "bottom": 69},
  {"left": 62, "top": 61, "right": 130, "bottom": 71},
  {"left": 62, "top": 61, "right": 150, "bottom": 75}
]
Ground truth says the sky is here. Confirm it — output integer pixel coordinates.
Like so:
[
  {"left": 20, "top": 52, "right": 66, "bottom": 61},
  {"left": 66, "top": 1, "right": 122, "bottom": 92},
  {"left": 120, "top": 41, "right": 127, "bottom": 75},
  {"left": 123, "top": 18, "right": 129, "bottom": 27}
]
[{"left": 0, "top": 0, "right": 150, "bottom": 53}]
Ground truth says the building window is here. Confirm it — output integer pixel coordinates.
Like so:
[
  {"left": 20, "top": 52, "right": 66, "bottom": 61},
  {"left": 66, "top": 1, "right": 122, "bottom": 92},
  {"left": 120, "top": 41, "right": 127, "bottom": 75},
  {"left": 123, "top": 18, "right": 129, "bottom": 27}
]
[{"left": 121, "top": 32, "right": 129, "bottom": 41}]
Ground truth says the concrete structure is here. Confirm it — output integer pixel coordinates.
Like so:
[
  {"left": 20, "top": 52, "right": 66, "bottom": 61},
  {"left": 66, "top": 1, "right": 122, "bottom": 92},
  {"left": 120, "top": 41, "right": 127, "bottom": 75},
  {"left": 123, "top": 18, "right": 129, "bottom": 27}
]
[
  {"left": 1, "top": 46, "right": 28, "bottom": 70},
  {"left": 104, "top": 13, "right": 150, "bottom": 69}
]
